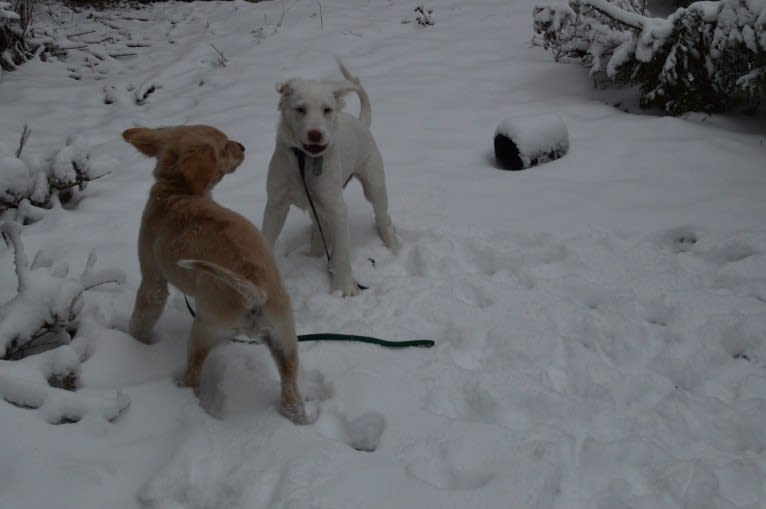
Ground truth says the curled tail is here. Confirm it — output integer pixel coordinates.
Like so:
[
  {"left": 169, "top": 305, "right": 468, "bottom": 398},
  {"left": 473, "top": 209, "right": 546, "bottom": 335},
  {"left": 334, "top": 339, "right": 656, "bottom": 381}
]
[
  {"left": 178, "top": 259, "right": 267, "bottom": 308},
  {"left": 336, "top": 57, "right": 371, "bottom": 129}
]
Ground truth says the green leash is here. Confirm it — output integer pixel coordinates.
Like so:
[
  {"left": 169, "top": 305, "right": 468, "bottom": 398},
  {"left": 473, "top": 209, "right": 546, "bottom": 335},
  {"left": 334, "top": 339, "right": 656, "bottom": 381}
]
[
  {"left": 297, "top": 333, "right": 434, "bottom": 348},
  {"left": 184, "top": 296, "right": 434, "bottom": 349}
]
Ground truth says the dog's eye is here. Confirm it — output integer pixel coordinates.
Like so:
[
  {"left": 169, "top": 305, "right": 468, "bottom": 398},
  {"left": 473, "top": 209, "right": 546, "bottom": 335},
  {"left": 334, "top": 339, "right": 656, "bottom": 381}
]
[
  {"left": 323, "top": 107, "right": 333, "bottom": 115},
  {"left": 295, "top": 106, "right": 306, "bottom": 115}
]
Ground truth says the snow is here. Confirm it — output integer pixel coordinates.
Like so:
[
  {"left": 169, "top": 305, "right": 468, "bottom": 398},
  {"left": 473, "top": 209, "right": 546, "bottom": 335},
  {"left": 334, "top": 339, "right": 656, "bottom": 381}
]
[
  {"left": 495, "top": 113, "right": 569, "bottom": 169},
  {"left": 0, "top": 2, "right": 19, "bottom": 21},
  {"left": 0, "top": 0, "right": 765, "bottom": 508}
]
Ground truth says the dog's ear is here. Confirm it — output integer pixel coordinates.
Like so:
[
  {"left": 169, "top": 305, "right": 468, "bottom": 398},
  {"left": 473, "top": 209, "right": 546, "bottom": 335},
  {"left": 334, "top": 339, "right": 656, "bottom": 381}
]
[
  {"left": 276, "top": 79, "right": 299, "bottom": 110},
  {"left": 177, "top": 143, "right": 220, "bottom": 195},
  {"left": 123, "top": 127, "right": 162, "bottom": 157},
  {"left": 276, "top": 80, "right": 293, "bottom": 96}
]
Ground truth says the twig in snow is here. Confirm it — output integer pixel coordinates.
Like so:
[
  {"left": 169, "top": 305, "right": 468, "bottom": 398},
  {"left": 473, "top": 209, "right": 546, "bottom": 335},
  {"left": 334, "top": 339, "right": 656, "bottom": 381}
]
[
  {"left": 277, "top": 0, "right": 323, "bottom": 28},
  {"left": 210, "top": 43, "right": 228, "bottom": 67},
  {"left": 312, "top": 0, "right": 323, "bottom": 28},
  {"left": 414, "top": 6, "right": 434, "bottom": 26},
  {"left": 15, "top": 125, "right": 31, "bottom": 158},
  {"left": 277, "top": 0, "right": 299, "bottom": 27},
  {"left": 66, "top": 30, "right": 96, "bottom": 38}
]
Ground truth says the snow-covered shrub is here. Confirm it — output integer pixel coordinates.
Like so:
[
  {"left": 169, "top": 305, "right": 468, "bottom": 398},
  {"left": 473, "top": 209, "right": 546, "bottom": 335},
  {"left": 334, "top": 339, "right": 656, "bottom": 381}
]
[
  {"left": 0, "top": 129, "right": 110, "bottom": 223},
  {"left": 0, "top": 345, "right": 130, "bottom": 424},
  {"left": 532, "top": 0, "right": 766, "bottom": 114},
  {"left": 0, "top": 221, "right": 125, "bottom": 361},
  {"left": 0, "top": 0, "right": 51, "bottom": 71},
  {"left": 0, "top": 218, "right": 128, "bottom": 425}
]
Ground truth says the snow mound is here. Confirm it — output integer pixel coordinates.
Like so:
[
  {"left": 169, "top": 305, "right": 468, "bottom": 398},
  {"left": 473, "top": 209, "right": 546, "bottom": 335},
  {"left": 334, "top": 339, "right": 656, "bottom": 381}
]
[{"left": 494, "top": 113, "right": 569, "bottom": 170}]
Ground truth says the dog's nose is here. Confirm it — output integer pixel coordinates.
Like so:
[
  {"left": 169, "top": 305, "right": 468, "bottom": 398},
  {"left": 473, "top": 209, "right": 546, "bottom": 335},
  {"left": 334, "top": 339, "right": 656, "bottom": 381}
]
[
  {"left": 236, "top": 142, "right": 245, "bottom": 152},
  {"left": 307, "top": 130, "right": 323, "bottom": 143}
]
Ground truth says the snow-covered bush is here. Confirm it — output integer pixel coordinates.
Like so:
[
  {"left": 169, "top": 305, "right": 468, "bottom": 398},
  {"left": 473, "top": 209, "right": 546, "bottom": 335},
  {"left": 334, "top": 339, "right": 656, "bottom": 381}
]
[
  {"left": 0, "top": 221, "right": 125, "bottom": 361},
  {"left": 1, "top": 129, "right": 110, "bottom": 223},
  {"left": 0, "top": 0, "right": 50, "bottom": 71},
  {"left": 532, "top": 0, "right": 766, "bottom": 114},
  {"left": 0, "top": 203, "right": 127, "bottom": 425},
  {"left": 0, "top": 340, "right": 130, "bottom": 424}
]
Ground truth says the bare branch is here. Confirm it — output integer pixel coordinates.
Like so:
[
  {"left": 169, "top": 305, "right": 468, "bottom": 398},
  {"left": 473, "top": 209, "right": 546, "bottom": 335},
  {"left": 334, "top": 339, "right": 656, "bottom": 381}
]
[
  {"left": 312, "top": 0, "right": 323, "bottom": 28},
  {"left": 277, "top": 0, "right": 301, "bottom": 27},
  {"left": 15, "top": 124, "right": 31, "bottom": 158},
  {"left": 66, "top": 30, "right": 97, "bottom": 38},
  {"left": 210, "top": 43, "right": 228, "bottom": 67}
]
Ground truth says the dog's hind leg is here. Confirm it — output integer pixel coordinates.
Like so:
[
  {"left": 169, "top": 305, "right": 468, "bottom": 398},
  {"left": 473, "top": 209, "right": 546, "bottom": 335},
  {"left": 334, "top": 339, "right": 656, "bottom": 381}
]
[
  {"left": 129, "top": 273, "right": 168, "bottom": 344},
  {"left": 183, "top": 317, "right": 227, "bottom": 389},
  {"left": 263, "top": 327, "right": 312, "bottom": 424},
  {"left": 358, "top": 153, "right": 399, "bottom": 253}
]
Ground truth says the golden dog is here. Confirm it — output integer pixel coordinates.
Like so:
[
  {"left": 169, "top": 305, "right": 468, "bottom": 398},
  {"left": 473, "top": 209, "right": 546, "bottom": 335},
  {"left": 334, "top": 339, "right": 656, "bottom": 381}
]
[{"left": 124, "top": 125, "right": 311, "bottom": 424}]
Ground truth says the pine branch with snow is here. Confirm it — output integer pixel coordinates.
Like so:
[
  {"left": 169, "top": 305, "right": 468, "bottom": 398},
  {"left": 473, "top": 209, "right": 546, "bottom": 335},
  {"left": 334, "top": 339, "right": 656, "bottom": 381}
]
[{"left": 532, "top": 0, "right": 766, "bottom": 114}]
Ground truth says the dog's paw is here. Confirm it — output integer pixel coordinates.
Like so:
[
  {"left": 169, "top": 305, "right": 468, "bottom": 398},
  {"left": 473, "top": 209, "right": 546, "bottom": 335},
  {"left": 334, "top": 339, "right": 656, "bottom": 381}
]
[
  {"left": 280, "top": 401, "right": 318, "bottom": 425},
  {"left": 128, "top": 327, "right": 156, "bottom": 345},
  {"left": 339, "top": 285, "right": 361, "bottom": 297},
  {"left": 180, "top": 368, "right": 201, "bottom": 391},
  {"left": 378, "top": 224, "right": 400, "bottom": 254},
  {"left": 333, "top": 275, "right": 361, "bottom": 297},
  {"left": 385, "top": 236, "right": 400, "bottom": 254}
]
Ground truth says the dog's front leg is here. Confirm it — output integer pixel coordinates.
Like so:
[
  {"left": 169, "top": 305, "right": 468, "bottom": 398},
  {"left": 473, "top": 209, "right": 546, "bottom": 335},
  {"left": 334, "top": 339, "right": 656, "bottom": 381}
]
[
  {"left": 326, "top": 198, "right": 358, "bottom": 297},
  {"left": 129, "top": 274, "right": 168, "bottom": 343}
]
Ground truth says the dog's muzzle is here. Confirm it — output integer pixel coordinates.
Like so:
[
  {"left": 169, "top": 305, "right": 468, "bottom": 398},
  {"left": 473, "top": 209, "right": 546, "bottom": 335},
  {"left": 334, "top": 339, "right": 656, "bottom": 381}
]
[{"left": 302, "top": 143, "right": 328, "bottom": 156}]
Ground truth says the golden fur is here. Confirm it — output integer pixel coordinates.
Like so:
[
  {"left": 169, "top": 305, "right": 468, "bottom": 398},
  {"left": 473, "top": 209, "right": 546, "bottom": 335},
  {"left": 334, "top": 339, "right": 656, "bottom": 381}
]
[{"left": 124, "top": 125, "right": 311, "bottom": 424}]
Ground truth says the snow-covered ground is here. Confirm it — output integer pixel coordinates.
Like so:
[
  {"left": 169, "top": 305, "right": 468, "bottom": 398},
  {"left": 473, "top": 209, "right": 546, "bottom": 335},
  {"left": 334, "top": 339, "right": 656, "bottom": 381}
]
[{"left": 1, "top": 0, "right": 765, "bottom": 508}]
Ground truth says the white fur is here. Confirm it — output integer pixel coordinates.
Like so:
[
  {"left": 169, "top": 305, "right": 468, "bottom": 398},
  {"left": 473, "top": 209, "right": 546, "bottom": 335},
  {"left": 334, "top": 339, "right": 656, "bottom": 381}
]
[{"left": 262, "top": 59, "right": 398, "bottom": 296}]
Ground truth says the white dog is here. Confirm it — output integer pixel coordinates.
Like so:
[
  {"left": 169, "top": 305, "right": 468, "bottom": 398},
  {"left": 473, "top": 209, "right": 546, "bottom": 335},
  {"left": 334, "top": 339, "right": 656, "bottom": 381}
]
[{"left": 262, "top": 59, "right": 398, "bottom": 296}]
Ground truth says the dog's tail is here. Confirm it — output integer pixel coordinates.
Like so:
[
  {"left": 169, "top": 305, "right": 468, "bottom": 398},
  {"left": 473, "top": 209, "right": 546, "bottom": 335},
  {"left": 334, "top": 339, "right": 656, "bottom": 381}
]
[
  {"left": 178, "top": 259, "right": 267, "bottom": 308},
  {"left": 336, "top": 57, "right": 371, "bottom": 129}
]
